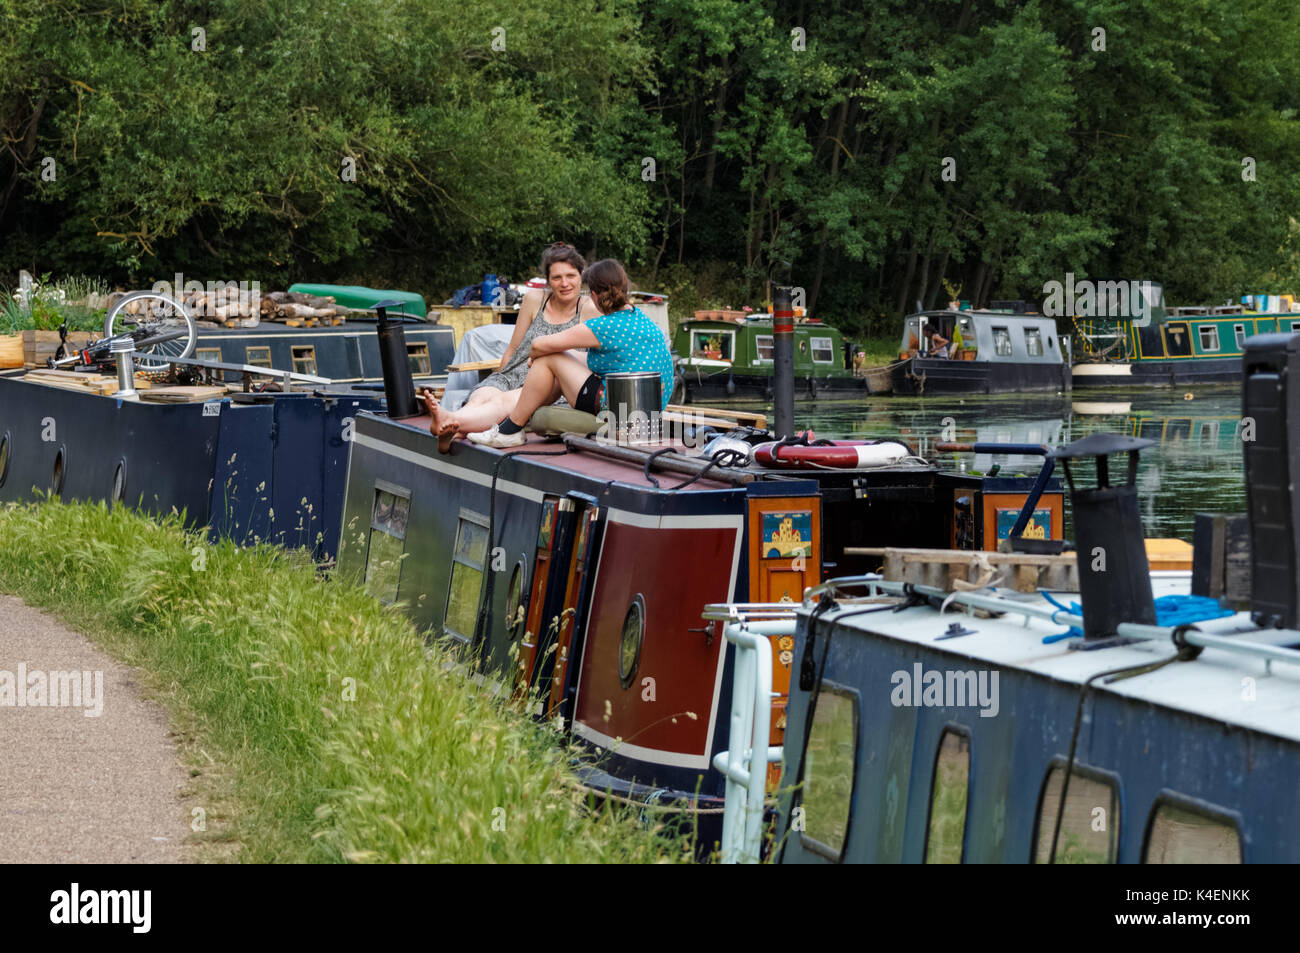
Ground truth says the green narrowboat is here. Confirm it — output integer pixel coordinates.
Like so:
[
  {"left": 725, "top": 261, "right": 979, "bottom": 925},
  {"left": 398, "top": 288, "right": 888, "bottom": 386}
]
[
  {"left": 674, "top": 313, "right": 863, "bottom": 401},
  {"left": 1072, "top": 306, "right": 1300, "bottom": 388}
]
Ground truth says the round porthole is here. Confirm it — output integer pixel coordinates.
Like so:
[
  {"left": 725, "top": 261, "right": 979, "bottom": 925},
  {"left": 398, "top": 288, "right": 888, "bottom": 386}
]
[
  {"left": 51, "top": 445, "right": 66, "bottom": 497},
  {"left": 505, "top": 561, "right": 527, "bottom": 640},
  {"left": 618, "top": 594, "right": 646, "bottom": 689},
  {"left": 0, "top": 430, "right": 10, "bottom": 489},
  {"left": 111, "top": 458, "right": 127, "bottom": 506}
]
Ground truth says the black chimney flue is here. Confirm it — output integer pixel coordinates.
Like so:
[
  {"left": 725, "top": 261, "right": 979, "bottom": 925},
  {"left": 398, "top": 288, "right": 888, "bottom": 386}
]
[
  {"left": 1242, "top": 333, "right": 1300, "bottom": 628},
  {"left": 373, "top": 299, "right": 419, "bottom": 420},
  {"left": 772, "top": 284, "right": 795, "bottom": 438},
  {"left": 1054, "top": 433, "right": 1157, "bottom": 642}
]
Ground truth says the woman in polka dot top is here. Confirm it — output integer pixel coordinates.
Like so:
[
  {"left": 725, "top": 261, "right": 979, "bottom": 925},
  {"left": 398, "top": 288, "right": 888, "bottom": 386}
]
[{"left": 467, "top": 259, "right": 675, "bottom": 448}]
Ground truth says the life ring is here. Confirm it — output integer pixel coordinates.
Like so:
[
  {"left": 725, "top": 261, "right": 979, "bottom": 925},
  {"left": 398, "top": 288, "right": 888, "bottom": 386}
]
[{"left": 753, "top": 439, "right": 910, "bottom": 469}]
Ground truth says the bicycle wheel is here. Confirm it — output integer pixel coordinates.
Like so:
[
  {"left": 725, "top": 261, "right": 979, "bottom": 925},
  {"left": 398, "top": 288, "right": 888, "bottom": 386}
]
[{"left": 104, "top": 290, "right": 196, "bottom": 371}]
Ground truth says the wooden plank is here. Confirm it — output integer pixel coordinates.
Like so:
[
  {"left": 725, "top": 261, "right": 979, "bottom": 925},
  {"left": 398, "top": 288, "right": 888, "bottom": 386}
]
[
  {"left": 137, "top": 385, "right": 227, "bottom": 403},
  {"left": 665, "top": 404, "right": 767, "bottom": 428},
  {"left": 447, "top": 359, "right": 500, "bottom": 373}
]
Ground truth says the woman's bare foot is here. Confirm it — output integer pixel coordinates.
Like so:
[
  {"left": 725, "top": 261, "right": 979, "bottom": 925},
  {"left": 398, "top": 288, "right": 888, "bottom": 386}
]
[{"left": 423, "top": 392, "right": 459, "bottom": 453}]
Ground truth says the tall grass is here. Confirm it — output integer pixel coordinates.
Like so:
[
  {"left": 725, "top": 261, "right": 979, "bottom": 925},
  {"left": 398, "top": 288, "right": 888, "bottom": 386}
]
[{"left": 0, "top": 500, "right": 691, "bottom": 863}]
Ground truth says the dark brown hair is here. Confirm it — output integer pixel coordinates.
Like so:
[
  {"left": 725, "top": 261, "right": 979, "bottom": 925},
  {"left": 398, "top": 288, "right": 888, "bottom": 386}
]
[
  {"left": 582, "top": 258, "right": 629, "bottom": 314},
  {"left": 540, "top": 242, "right": 586, "bottom": 280}
]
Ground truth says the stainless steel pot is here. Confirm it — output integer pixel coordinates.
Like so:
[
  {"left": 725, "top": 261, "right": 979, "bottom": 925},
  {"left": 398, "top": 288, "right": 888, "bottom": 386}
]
[{"left": 603, "top": 371, "right": 663, "bottom": 445}]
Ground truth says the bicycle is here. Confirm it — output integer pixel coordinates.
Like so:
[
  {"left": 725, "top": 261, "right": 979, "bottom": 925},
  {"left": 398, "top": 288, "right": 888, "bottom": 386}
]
[{"left": 48, "top": 290, "right": 197, "bottom": 372}]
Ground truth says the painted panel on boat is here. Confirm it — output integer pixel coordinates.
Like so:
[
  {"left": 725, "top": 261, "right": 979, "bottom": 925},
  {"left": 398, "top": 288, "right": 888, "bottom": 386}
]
[{"left": 572, "top": 520, "right": 739, "bottom": 763}]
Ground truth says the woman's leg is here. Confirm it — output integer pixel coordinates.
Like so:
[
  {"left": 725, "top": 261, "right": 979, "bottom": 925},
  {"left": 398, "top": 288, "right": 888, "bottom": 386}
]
[
  {"left": 425, "top": 386, "right": 520, "bottom": 437},
  {"left": 504, "top": 354, "right": 593, "bottom": 427}
]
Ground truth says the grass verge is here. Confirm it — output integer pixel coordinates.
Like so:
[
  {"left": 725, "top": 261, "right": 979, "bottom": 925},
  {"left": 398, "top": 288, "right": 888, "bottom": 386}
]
[{"left": 0, "top": 500, "right": 691, "bottom": 863}]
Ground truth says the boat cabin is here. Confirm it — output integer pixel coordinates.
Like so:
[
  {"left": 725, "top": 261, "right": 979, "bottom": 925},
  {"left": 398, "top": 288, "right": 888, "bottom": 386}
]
[{"left": 899, "top": 310, "right": 1064, "bottom": 365}]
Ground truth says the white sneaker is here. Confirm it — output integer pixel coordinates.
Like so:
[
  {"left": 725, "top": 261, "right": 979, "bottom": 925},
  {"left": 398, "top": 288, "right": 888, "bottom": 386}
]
[{"left": 468, "top": 424, "right": 525, "bottom": 448}]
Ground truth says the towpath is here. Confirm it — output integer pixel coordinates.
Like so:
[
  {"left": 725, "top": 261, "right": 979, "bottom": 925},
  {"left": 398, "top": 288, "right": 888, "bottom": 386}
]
[{"left": 0, "top": 594, "right": 189, "bottom": 862}]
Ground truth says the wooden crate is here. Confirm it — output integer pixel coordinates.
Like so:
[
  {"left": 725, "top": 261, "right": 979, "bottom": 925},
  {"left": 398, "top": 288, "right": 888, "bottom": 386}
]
[
  {"left": 0, "top": 334, "right": 23, "bottom": 368},
  {"left": 846, "top": 546, "right": 1080, "bottom": 594},
  {"left": 20, "top": 330, "right": 95, "bottom": 366}
]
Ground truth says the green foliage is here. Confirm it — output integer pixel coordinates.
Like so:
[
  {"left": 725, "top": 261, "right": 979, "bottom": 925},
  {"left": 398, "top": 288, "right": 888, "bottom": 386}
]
[
  {"left": 0, "top": 273, "right": 107, "bottom": 332},
  {"left": 3, "top": 0, "right": 1300, "bottom": 327},
  {"left": 0, "top": 500, "right": 692, "bottom": 863}
]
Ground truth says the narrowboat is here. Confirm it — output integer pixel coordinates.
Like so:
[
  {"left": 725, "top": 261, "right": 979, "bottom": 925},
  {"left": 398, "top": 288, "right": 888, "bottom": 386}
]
[
  {"left": 0, "top": 365, "right": 384, "bottom": 562},
  {"left": 191, "top": 318, "right": 454, "bottom": 388},
  {"left": 709, "top": 333, "right": 1300, "bottom": 864},
  {"left": 334, "top": 402, "right": 1067, "bottom": 813},
  {"left": 1071, "top": 307, "right": 1300, "bottom": 389},
  {"left": 674, "top": 313, "right": 863, "bottom": 402},
  {"left": 92, "top": 284, "right": 455, "bottom": 388},
  {"left": 891, "top": 310, "right": 1069, "bottom": 396}
]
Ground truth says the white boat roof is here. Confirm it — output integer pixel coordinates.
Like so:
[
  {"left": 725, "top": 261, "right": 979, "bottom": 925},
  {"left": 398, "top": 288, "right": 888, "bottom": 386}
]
[{"left": 807, "top": 577, "right": 1300, "bottom": 744}]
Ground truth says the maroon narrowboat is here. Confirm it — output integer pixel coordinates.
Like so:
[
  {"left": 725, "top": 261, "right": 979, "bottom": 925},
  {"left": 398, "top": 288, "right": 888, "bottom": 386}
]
[{"left": 336, "top": 409, "right": 1063, "bottom": 813}]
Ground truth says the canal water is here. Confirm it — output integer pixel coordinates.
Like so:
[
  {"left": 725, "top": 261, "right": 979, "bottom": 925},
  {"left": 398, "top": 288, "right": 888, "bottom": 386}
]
[{"left": 735, "top": 385, "right": 1247, "bottom": 541}]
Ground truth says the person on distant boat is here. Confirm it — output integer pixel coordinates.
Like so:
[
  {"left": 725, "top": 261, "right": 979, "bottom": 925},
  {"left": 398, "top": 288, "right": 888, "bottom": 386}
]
[
  {"left": 423, "top": 242, "right": 600, "bottom": 452},
  {"left": 465, "top": 258, "right": 675, "bottom": 449},
  {"left": 929, "top": 330, "right": 950, "bottom": 358}
]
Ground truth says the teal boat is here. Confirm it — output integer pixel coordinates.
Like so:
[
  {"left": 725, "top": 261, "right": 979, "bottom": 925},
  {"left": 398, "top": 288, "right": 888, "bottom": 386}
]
[{"left": 1072, "top": 301, "right": 1300, "bottom": 388}]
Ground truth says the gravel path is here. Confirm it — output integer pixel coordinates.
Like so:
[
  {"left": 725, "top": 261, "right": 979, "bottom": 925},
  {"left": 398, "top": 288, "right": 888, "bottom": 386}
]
[{"left": 0, "top": 594, "right": 188, "bottom": 862}]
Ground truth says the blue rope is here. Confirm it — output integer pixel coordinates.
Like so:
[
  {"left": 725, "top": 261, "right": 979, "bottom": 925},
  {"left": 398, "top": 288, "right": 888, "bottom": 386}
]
[{"left": 1041, "top": 593, "right": 1233, "bottom": 644}]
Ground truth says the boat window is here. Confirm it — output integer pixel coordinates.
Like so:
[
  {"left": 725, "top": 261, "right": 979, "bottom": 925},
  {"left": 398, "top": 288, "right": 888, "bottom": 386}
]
[
  {"left": 1234, "top": 324, "right": 1247, "bottom": 349},
  {"left": 407, "top": 342, "right": 431, "bottom": 376},
  {"left": 799, "top": 683, "right": 859, "bottom": 861},
  {"left": 1291, "top": 321, "right": 1300, "bottom": 333},
  {"left": 1198, "top": 326, "right": 1220, "bottom": 352},
  {"left": 618, "top": 595, "right": 645, "bottom": 688},
  {"left": 1144, "top": 801, "right": 1242, "bottom": 864},
  {"left": 924, "top": 729, "right": 970, "bottom": 863},
  {"left": 444, "top": 512, "right": 489, "bottom": 643},
  {"left": 992, "top": 326, "right": 1013, "bottom": 357},
  {"left": 246, "top": 346, "right": 273, "bottom": 369},
  {"left": 1163, "top": 322, "right": 1192, "bottom": 357},
  {"left": 195, "top": 347, "right": 223, "bottom": 364},
  {"left": 691, "top": 330, "right": 733, "bottom": 361},
  {"left": 292, "top": 345, "right": 318, "bottom": 376},
  {"left": 364, "top": 485, "right": 411, "bottom": 605},
  {"left": 1034, "top": 764, "right": 1119, "bottom": 863},
  {"left": 1023, "top": 327, "right": 1044, "bottom": 357},
  {"left": 754, "top": 334, "right": 774, "bottom": 362},
  {"left": 810, "top": 336, "right": 835, "bottom": 363}
]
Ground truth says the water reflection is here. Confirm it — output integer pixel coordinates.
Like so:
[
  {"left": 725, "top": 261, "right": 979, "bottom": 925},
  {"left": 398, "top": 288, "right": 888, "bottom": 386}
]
[{"left": 740, "top": 386, "right": 1247, "bottom": 540}]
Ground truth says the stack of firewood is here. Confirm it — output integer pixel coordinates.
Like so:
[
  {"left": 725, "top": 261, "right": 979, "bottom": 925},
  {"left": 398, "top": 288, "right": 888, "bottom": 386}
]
[
  {"left": 106, "top": 288, "right": 356, "bottom": 329},
  {"left": 258, "top": 291, "right": 350, "bottom": 327}
]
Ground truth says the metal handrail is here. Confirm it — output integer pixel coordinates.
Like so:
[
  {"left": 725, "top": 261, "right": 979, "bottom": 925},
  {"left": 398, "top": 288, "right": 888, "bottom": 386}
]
[
  {"left": 701, "top": 602, "right": 800, "bottom": 623},
  {"left": 710, "top": 619, "right": 788, "bottom": 863}
]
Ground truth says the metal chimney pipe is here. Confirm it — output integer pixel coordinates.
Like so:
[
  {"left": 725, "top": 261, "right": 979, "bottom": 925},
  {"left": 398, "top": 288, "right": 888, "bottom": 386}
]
[
  {"left": 110, "top": 337, "right": 137, "bottom": 398},
  {"left": 773, "top": 285, "right": 795, "bottom": 438},
  {"left": 373, "top": 299, "right": 419, "bottom": 419}
]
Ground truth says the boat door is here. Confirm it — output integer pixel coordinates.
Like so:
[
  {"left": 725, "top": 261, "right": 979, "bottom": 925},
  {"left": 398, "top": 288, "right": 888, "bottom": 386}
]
[
  {"left": 514, "top": 493, "right": 602, "bottom": 709},
  {"left": 545, "top": 497, "right": 603, "bottom": 722}
]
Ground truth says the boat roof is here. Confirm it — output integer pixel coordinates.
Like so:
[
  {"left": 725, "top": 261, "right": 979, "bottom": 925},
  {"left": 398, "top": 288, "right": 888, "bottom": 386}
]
[
  {"left": 811, "top": 588, "right": 1300, "bottom": 743},
  {"left": 390, "top": 411, "right": 742, "bottom": 491},
  {"left": 908, "top": 309, "right": 1053, "bottom": 323},
  {"left": 386, "top": 411, "right": 932, "bottom": 490}
]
